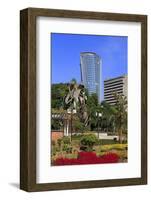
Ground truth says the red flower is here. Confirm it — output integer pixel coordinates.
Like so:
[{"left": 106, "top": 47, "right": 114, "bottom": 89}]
[
  {"left": 53, "top": 152, "right": 119, "bottom": 166},
  {"left": 101, "top": 153, "right": 119, "bottom": 163},
  {"left": 78, "top": 151, "right": 97, "bottom": 159}
]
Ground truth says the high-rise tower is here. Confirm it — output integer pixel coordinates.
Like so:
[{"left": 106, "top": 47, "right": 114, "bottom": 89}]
[{"left": 80, "top": 52, "right": 101, "bottom": 101}]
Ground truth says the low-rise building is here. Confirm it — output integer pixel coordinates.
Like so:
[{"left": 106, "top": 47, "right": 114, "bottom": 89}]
[{"left": 104, "top": 75, "right": 127, "bottom": 105}]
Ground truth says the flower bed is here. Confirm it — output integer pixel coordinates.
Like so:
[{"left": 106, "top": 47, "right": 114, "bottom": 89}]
[{"left": 53, "top": 152, "right": 119, "bottom": 166}]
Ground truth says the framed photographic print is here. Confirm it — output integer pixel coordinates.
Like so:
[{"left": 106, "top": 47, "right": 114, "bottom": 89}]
[{"left": 20, "top": 8, "right": 147, "bottom": 191}]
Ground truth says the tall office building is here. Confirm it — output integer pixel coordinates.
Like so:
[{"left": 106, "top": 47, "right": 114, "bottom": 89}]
[
  {"left": 80, "top": 52, "right": 101, "bottom": 101},
  {"left": 104, "top": 75, "right": 127, "bottom": 105}
]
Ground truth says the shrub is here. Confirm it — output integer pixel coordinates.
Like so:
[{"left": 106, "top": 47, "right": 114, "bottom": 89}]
[
  {"left": 101, "top": 153, "right": 119, "bottom": 163},
  {"left": 116, "top": 150, "right": 127, "bottom": 161},
  {"left": 51, "top": 146, "right": 58, "bottom": 156},
  {"left": 100, "top": 144, "right": 127, "bottom": 152},
  {"left": 62, "top": 136, "right": 70, "bottom": 144},
  {"left": 80, "top": 145, "right": 88, "bottom": 151},
  {"left": 57, "top": 138, "right": 62, "bottom": 148},
  {"left": 62, "top": 144, "right": 72, "bottom": 153},
  {"left": 78, "top": 151, "right": 97, "bottom": 159},
  {"left": 53, "top": 152, "right": 119, "bottom": 165},
  {"left": 80, "top": 134, "right": 98, "bottom": 151}
]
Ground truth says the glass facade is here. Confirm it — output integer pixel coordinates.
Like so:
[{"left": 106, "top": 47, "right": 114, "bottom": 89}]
[{"left": 80, "top": 52, "right": 101, "bottom": 101}]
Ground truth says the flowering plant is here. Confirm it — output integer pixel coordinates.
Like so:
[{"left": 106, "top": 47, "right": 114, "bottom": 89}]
[{"left": 53, "top": 152, "right": 119, "bottom": 166}]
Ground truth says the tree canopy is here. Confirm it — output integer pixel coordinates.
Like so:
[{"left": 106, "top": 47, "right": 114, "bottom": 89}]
[{"left": 51, "top": 82, "right": 127, "bottom": 137}]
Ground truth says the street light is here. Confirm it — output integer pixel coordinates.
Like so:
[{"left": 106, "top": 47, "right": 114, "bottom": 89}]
[
  {"left": 67, "top": 108, "right": 76, "bottom": 141},
  {"left": 96, "top": 112, "right": 102, "bottom": 138},
  {"left": 67, "top": 109, "right": 72, "bottom": 141}
]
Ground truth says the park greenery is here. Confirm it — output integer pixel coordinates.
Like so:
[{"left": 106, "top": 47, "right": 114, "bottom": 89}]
[
  {"left": 51, "top": 79, "right": 128, "bottom": 165},
  {"left": 51, "top": 80, "right": 127, "bottom": 140},
  {"left": 51, "top": 134, "right": 127, "bottom": 165}
]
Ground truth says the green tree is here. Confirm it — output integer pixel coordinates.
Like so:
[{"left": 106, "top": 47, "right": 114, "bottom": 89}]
[
  {"left": 72, "top": 115, "right": 86, "bottom": 133},
  {"left": 100, "top": 101, "right": 116, "bottom": 133},
  {"left": 51, "top": 83, "right": 68, "bottom": 109},
  {"left": 114, "top": 93, "right": 127, "bottom": 143},
  {"left": 86, "top": 93, "right": 99, "bottom": 130},
  {"left": 51, "top": 119, "right": 62, "bottom": 130}
]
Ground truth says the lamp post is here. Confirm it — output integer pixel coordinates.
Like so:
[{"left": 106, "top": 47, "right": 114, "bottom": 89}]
[
  {"left": 96, "top": 112, "right": 102, "bottom": 138},
  {"left": 67, "top": 108, "right": 76, "bottom": 142},
  {"left": 67, "top": 109, "right": 72, "bottom": 142}
]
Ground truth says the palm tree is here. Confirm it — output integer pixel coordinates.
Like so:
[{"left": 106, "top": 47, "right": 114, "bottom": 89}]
[
  {"left": 114, "top": 93, "right": 127, "bottom": 143},
  {"left": 100, "top": 101, "right": 116, "bottom": 133},
  {"left": 86, "top": 93, "right": 99, "bottom": 130}
]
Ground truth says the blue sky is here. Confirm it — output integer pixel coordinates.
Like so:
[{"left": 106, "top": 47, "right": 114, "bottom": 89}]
[{"left": 51, "top": 33, "right": 128, "bottom": 100}]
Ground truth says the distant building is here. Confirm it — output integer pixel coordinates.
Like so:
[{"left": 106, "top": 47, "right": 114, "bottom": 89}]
[
  {"left": 104, "top": 75, "right": 127, "bottom": 105},
  {"left": 80, "top": 52, "right": 101, "bottom": 101}
]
